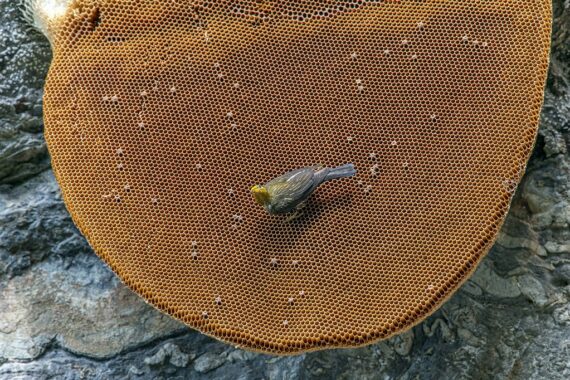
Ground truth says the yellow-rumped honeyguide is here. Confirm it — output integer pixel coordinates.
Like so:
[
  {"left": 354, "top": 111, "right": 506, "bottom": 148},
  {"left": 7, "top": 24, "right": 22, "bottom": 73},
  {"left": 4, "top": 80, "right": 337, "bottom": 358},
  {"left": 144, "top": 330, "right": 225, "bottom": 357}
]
[{"left": 251, "top": 164, "right": 356, "bottom": 216}]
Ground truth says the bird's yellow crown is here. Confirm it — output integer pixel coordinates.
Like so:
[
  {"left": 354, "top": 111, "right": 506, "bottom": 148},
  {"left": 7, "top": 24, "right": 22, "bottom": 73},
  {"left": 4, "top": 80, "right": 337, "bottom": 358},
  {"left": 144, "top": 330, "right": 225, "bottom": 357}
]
[{"left": 251, "top": 185, "right": 270, "bottom": 206}]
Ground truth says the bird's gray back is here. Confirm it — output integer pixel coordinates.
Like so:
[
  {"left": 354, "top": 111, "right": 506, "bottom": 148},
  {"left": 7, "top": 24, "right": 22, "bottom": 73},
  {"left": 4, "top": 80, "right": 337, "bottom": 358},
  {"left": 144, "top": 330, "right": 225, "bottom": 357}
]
[{"left": 265, "top": 166, "right": 321, "bottom": 213}]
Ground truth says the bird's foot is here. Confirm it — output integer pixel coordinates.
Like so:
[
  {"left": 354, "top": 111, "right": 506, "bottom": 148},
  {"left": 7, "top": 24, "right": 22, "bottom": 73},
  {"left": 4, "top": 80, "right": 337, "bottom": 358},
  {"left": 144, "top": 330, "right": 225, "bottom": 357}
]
[{"left": 285, "top": 210, "right": 304, "bottom": 223}]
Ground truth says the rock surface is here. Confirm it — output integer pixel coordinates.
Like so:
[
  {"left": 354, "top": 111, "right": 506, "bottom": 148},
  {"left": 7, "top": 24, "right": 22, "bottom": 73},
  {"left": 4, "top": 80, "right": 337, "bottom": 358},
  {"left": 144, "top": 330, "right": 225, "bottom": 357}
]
[{"left": 1, "top": 1, "right": 569, "bottom": 378}]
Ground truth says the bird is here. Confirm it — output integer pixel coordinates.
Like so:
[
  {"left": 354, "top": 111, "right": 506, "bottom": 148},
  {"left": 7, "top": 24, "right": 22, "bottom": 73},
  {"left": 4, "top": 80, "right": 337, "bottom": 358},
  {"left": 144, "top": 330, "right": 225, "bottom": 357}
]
[{"left": 250, "top": 164, "right": 357, "bottom": 218}]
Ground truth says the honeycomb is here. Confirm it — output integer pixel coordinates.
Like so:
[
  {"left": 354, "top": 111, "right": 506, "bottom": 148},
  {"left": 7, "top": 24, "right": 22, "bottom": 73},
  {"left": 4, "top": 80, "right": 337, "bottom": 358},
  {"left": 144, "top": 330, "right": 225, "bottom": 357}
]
[{"left": 40, "top": 0, "right": 551, "bottom": 354}]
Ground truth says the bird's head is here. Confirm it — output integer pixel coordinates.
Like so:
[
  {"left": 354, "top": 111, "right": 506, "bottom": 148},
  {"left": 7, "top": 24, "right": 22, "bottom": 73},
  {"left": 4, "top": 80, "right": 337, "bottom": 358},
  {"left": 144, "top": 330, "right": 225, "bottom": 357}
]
[{"left": 250, "top": 185, "right": 270, "bottom": 206}]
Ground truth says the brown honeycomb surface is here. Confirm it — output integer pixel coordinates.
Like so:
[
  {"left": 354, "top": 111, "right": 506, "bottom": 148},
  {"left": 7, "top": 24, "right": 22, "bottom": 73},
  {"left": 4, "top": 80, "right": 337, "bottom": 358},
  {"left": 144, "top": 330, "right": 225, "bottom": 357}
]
[{"left": 42, "top": 0, "right": 551, "bottom": 354}]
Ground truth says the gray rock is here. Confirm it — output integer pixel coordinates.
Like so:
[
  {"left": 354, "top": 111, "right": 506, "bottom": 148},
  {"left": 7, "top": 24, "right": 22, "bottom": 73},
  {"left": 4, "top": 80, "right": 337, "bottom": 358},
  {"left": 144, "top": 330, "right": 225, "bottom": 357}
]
[
  {"left": 469, "top": 260, "right": 521, "bottom": 298},
  {"left": 1, "top": 0, "right": 570, "bottom": 379},
  {"left": 537, "top": 245, "right": 548, "bottom": 257},
  {"left": 544, "top": 241, "right": 570, "bottom": 255},
  {"left": 553, "top": 305, "right": 570, "bottom": 325},
  {"left": 422, "top": 318, "right": 454, "bottom": 343},
  {"left": 554, "top": 264, "right": 570, "bottom": 284},
  {"left": 144, "top": 343, "right": 192, "bottom": 368},
  {"left": 392, "top": 330, "right": 414, "bottom": 356},
  {"left": 129, "top": 365, "right": 145, "bottom": 376},
  {"left": 456, "top": 327, "right": 484, "bottom": 347},
  {"left": 194, "top": 352, "right": 226, "bottom": 373},
  {"left": 0, "top": 1, "right": 51, "bottom": 185},
  {"left": 0, "top": 174, "right": 186, "bottom": 361},
  {"left": 518, "top": 274, "right": 550, "bottom": 307},
  {"left": 226, "top": 349, "right": 258, "bottom": 363}
]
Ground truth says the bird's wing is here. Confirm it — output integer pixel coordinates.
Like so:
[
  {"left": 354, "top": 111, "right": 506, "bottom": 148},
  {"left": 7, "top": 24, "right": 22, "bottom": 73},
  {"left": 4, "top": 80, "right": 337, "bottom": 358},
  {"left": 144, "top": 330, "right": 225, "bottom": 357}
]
[{"left": 266, "top": 167, "right": 317, "bottom": 212}]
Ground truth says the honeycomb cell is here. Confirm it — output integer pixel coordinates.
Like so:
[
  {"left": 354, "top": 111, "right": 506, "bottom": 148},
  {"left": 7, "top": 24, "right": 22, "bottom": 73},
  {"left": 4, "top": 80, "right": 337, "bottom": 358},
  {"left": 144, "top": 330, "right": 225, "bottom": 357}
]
[{"left": 42, "top": 0, "right": 551, "bottom": 355}]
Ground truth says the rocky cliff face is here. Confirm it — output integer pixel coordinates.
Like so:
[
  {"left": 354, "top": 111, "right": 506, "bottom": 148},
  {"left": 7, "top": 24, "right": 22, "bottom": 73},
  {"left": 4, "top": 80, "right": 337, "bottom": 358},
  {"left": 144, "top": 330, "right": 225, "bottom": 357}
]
[{"left": 1, "top": 1, "right": 569, "bottom": 378}]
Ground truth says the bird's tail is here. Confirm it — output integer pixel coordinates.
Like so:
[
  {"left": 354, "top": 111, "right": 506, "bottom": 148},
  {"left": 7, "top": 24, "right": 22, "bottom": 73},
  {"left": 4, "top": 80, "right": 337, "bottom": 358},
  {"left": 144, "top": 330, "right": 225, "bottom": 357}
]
[{"left": 324, "top": 163, "right": 357, "bottom": 181}]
